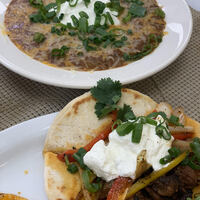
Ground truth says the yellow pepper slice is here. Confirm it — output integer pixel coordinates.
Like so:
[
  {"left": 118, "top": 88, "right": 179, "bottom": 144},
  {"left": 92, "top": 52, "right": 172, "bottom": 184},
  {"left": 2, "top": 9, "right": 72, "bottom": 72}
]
[
  {"left": 193, "top": 185, "right": 200, "bottom": 200},
  {"left": 126, "top": 152, "right": 187, "bottom": 199}
]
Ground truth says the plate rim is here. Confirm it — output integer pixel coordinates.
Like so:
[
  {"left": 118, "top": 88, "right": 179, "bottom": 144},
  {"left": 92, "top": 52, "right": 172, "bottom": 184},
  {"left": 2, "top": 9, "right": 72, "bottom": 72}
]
[{"left": 0, "top": 0, "right": 193, "bottom": 89}]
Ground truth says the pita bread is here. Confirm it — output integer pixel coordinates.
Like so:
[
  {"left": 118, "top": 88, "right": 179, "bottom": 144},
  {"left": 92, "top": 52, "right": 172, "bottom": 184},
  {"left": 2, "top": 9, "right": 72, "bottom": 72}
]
[
  {"left": 43, "top": 89, "right": 157, "bottom": 154},
  {"left": 44, "top": 152, "right": 81, "bottom": 200}
]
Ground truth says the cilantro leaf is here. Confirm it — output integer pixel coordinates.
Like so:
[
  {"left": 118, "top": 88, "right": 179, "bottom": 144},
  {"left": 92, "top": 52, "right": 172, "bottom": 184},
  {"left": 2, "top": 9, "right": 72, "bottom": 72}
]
[
  {"left": 95, "top": 103, "right": 118, "bottom": 119},
  {"left": 91, "top": 78, "right": 122, "bottom": 105},
  {"left": 91, "top": 78, "right": 122, "bottom": 119},
  {"left": 117, "top": 104, "right": 136, "bottom": 122}
]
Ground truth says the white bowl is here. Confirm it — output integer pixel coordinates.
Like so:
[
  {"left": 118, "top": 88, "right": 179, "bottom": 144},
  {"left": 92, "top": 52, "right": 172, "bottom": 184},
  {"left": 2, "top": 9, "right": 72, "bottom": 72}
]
[{"left": 0, "top": 0, "right": 192, "bottom": 89}]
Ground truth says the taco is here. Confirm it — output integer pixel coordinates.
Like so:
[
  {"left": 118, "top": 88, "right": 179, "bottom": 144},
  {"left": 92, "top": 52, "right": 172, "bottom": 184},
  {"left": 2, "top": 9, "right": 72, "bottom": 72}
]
[{"left": 43, "top": 78, "right": 200, "bottom": 200}]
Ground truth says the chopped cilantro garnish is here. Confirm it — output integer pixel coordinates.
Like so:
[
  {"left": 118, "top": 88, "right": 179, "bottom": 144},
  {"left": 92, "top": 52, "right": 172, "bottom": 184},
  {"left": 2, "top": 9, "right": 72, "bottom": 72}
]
[
  {"left": 91, "top": 78, "right": 122, "bottom": 119},
  {"left": 33, "top": 32, "right": 46, "bottom": 43},
  {"left": 117, "top": 104, "right": 136, "bottom": 122}
]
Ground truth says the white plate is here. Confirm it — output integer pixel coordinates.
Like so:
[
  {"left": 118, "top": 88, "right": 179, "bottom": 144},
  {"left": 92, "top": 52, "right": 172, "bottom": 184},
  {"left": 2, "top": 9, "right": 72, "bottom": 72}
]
[
  {"left": 0, "top": 113, "right": 57, "bottom": 200},
  {"left": 0, "top": 0, "right": 192, "bottom": 89}
]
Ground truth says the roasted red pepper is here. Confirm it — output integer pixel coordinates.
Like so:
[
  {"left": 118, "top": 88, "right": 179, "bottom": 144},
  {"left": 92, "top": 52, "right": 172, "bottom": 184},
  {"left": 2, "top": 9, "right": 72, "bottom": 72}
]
[
  {"left": 172, "top": 132, "right": 193, "bottom": 140},
  {"left": 107, "top": 177, "right": 131, "bottom": 200}
]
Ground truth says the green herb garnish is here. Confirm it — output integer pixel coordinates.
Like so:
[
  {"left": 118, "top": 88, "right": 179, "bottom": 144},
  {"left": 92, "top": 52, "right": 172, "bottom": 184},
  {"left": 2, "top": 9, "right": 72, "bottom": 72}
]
[
  {"left": 82, "top": 169, "right": 102, "bottom": 193},
  {"left": 156, "top": 124, "right": 171, "bottom": 140},
  {"left": 29, "top": 0, "right": 43, "bottom": 8},
  {"left": 127, "top": 29, "right": 133, "bottom": 35},
  {"left": 106, "top": 12, "right": 114, "bottom": 25},
  {"left": 33, "top": 32, "right": 46, "bottom": 43},
  {"left": 123, "top": 34, "right": 163, "bottom": 61},
  {"left": 116, "top": 121, "right": 134, "bottom": 136},
  {"left": 106, "top": 0, "right": 124, "bottom": 16},
  {"left": 94, "top": 1, "right": 106, "bottom": 15},
  {"left": 168, "top": 115, "right": 183, "bottom": 127},
  {"left": 71, "top": 15, "right": 79, "bottom": 27},
  {"left": 72, "top": 148, "right": 87, "bottom": 169},
  {"left": 64, "top": 155, "right": 78, "bottom": 174},
  {"left": 79, "top": 11, "right": 89, "bottom": 19},
  {"left": 91, "top": 78, "right": 122, "bottom": 119},
  {"left": 69, "top": 0, "right": 79, "bottom": 7},
  {"left": 83, "top": 0, "right": 90, "bottom": 7},
  {"left": 160, "top": 147, "right": 181, "bottom": 164},
  {"left": 67, "top": 163, "right": 78, "bottom": 173},
  {"left": 51, "top": 45, "right": 70, "bottom": 58},
  {"left": 117, "top": 104, "right": 136, "bottom": 122},
  {"left": 132, "top": 123, "right": 143, "bottom": 143},
  {"left": 123, "top": 0, "right": 146, "bottom": 23},
  {"left": 154, "top": 8, "right": 165, "bottom": 19},
  {"left": 79, "top": 17, "right": 88, "bottom": 33},
  {"left": 182, "top": 138, "right": 200, "bottom": 170}
]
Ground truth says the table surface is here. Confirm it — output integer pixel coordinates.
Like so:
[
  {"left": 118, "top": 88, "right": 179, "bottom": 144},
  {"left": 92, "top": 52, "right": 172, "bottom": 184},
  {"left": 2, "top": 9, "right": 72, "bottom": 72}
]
[{"left": 0, "top": 8, "right": 200, "bottom": 131}]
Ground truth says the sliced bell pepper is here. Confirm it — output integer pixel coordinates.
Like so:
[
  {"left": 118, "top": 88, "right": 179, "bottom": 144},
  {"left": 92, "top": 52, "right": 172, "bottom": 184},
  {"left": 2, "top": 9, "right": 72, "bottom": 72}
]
[
  {"left": 57, "top": 112, "right": 117, "bottom": 162},
  {"left": 107, "top": 177, "right": 131, "bottom": 200},
  {"left": 172, "top": 132, "right": 193, "bottom": 140},
  {"left": 126, "top": 152, "right": 187, "bottom": 199}
]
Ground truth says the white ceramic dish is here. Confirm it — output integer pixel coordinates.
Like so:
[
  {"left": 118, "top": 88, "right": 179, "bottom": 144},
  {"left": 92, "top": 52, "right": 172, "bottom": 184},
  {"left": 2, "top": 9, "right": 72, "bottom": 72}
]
[
  {"left": 0, "top": 113, "right": 57, "bottom": 200},
  {"left": 0, "top": 0, "right": 192, "bottom": 89}
]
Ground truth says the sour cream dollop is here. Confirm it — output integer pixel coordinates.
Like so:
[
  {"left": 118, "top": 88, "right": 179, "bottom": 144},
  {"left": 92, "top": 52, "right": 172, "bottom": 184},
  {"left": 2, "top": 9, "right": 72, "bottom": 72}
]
[
  {"left": 83, "top": 116, "right": 174, "bottom": 182},
  {"left": 58, "top": 0, "right": 120, "bottom": 26}
]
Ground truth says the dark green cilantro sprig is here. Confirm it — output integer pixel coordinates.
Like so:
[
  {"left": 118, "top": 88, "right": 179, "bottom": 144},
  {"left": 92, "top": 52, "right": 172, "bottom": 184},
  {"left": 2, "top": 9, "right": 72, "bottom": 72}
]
[
  {"left": 91, "top": 78, "right": 122, "bottom": 119},
  {"left": 117, "top": 104, "right": 136, "bottom": 122}
]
